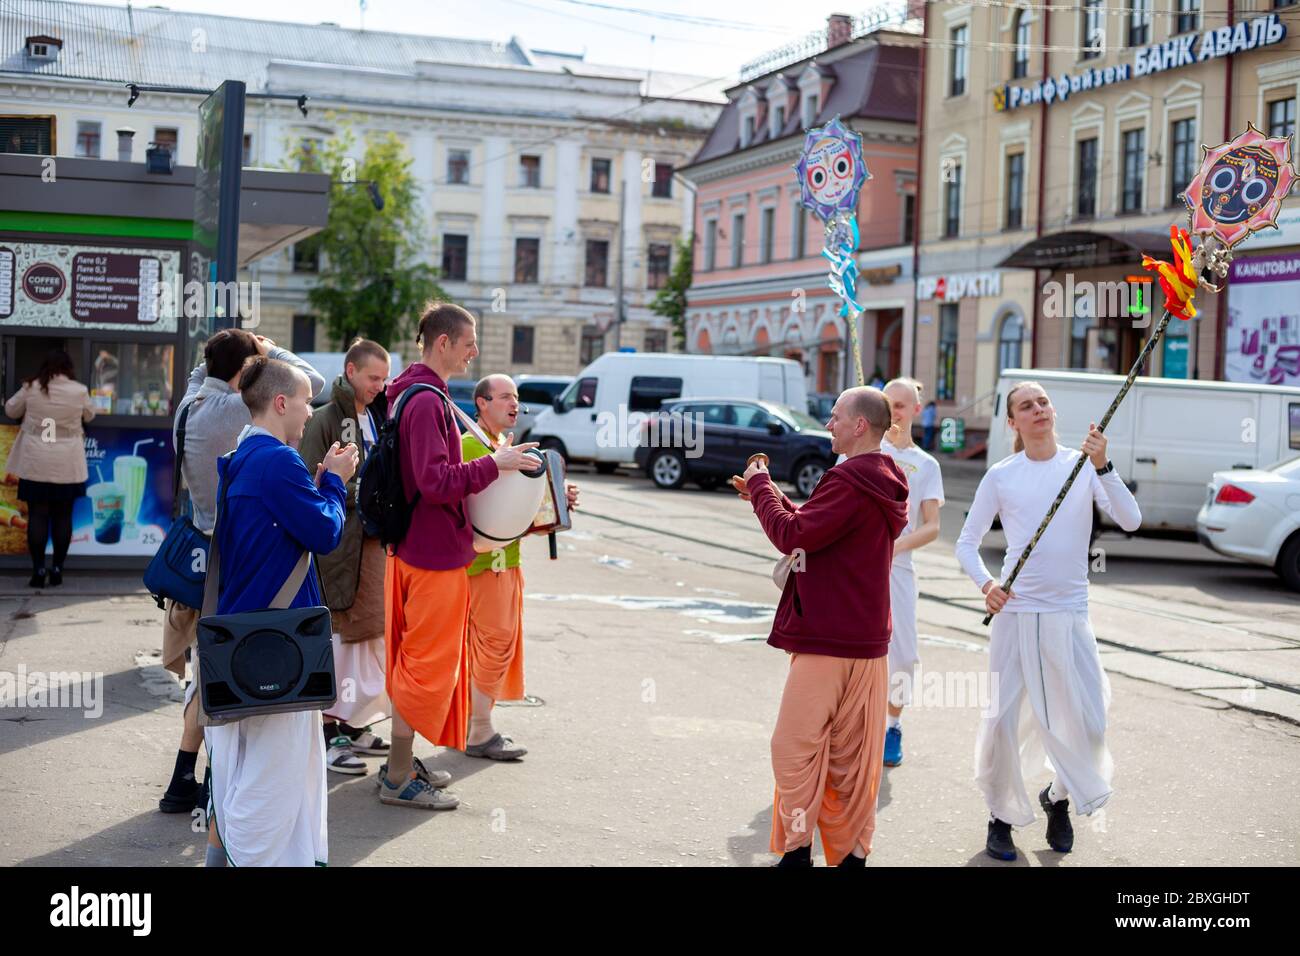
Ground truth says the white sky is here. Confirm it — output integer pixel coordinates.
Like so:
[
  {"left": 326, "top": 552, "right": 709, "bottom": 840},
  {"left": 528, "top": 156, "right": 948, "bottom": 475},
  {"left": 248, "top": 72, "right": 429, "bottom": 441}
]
[{"left": 75, "top": 0, "right": 873, "bottom": 86}]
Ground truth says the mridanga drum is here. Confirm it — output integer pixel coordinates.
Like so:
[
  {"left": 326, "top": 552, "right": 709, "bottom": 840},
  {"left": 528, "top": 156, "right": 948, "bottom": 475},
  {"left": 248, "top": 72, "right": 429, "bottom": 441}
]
[{"left": 467, "top": 448, "right": 548, "bottom": 553}]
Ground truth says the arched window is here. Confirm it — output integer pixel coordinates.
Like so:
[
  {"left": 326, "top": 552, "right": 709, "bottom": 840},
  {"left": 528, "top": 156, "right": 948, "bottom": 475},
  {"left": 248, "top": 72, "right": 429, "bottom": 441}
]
[
  {"left": 997, "top": 312, "right": 1024, "bottom": 374},
  {"left": 1012, "top": 11, "right": 1030, "bottom": 80}
]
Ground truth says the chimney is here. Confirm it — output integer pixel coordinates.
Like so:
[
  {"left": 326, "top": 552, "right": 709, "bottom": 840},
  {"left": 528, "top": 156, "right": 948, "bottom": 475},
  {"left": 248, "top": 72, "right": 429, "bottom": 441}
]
[
  {"left": 115, "top": 127, "right": 136, "bottom": 162},
  {"left": 905, "top": 0, "right": 925, "bottom": 22},
  {"left": 827, "top": 12, "right": 853, "bottom": 48}
]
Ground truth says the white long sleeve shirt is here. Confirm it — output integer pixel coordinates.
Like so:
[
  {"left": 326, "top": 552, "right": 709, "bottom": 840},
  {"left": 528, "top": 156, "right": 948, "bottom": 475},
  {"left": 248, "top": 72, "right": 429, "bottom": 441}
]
[{"left": 955, "top": 446, "right": 1142, "bottom": 613}]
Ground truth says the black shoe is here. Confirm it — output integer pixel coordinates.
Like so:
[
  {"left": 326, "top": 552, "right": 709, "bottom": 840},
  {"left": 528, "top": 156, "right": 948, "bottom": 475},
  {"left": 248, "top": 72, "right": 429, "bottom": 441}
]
[
  {"left": 774, "top": 844, "right": 813, "bottom": 868},
  {"left": 159, "top": 776, "right": 201, "bottom": 814},
  {"left": 47, "top": 567, "right": 63, "bottom": 587},
  {"left": 837, "top": 852, "right": 866, "bottom": 868},
  {"left": 986, "top": 818, "right": 1017, "bottom": 861},
  {"left": 28, "top": 568, "right": 46, "bottom": 588},
  {"left": 1039, "top": 786, "right": 1074, "bottom": 853}
]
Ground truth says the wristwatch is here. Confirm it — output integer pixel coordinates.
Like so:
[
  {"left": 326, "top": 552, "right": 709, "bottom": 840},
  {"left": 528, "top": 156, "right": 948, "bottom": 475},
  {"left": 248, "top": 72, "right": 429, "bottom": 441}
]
[{"left": 1095, "top": 459, "right": 1115, "bottom": 476}]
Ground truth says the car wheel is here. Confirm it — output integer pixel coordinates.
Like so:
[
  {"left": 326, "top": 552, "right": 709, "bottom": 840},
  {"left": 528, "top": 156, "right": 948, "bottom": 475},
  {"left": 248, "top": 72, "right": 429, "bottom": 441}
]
[
  {"left": 1277, "top": 533, "right": 1300, "bottom": 592},
  {"left": 648, "top": 450, "right": 687, "bottom": 490},
  {"left": 537, "top": 438, "right": 567, "bottom": 464},
  {"left": 792, "top": 458, "right": 826, "bottom": 500},
  {"left": 594, "top": 462, "right": 618, "bottom": 475}
]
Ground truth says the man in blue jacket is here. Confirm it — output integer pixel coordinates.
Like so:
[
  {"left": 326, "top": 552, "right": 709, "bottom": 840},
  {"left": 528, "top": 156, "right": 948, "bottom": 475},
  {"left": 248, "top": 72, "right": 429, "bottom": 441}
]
[{"left": 204, "top": 357, "right": 358, "bottom": 867}]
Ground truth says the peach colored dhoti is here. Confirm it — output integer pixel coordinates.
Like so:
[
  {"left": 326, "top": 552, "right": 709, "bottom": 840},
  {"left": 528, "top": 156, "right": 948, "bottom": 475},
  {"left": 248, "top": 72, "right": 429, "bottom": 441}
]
[
  {"left": 383, "top": 554, "right": 470, "bottom": 749},
  {"left": 769, "top": 652, "right": 889, "bottom": 866},
  {"left": 467, "top": 566, "right": 525, "bottom": 702}
]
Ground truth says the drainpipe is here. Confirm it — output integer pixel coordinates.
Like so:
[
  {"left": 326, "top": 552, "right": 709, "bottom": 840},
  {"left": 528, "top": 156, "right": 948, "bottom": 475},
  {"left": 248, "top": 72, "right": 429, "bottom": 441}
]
[
  {"left": 909, "top": 2, "right": 928, "bottom": 378},
  {"left": 1030, "top": 6, "right": 1051, "bottom": 370}
]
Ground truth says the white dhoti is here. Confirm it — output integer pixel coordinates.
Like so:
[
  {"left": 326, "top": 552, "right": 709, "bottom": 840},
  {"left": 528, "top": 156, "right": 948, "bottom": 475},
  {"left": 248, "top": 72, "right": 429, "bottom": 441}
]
[
  {"left": 886, "top": 563, "right": 919, "bottom": 708},
  {"left": 204, "top": 710, "right": 328, "bottom": 867},
  {"left": 326, "top": 633, "right": 390, "bottom": 727},
  {"left": 975, "top": 609, "right": 1113, "bottom": 827}
]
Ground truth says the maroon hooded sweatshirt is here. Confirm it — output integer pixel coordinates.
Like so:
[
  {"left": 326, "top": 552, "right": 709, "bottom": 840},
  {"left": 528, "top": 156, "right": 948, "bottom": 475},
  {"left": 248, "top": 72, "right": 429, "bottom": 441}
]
[
  {"left": 386, "top": 363, "right": 499, "bottom": 571},
  {"left": 748, "top": 452, "right": 909, "bottom": 659}
]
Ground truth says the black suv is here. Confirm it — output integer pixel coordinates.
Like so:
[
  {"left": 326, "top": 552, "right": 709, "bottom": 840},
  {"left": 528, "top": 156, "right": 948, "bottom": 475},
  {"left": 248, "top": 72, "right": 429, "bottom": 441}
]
[{"left": 634, "top": 398, "right": 834, "bottom": 499}]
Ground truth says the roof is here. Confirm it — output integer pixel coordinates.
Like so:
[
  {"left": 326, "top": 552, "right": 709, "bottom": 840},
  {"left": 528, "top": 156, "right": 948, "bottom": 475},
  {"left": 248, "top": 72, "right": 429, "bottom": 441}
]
[
  {"left": 0, "top": 0, "right": 723, "bottom": 102},
  {"left": 685, "top": 40, "right": 919, "bottom": 169}
]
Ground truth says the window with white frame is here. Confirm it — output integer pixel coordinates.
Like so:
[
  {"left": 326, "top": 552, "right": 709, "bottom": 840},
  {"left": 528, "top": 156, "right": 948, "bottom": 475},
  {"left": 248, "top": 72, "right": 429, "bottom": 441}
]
[
  {"left": 997, "top": 313, "right": 1024, "bottom": 374},
  {"left": 447, "top": 148, "right": 470, "bottom": 185},
  {"left": 1175, "top": 0, "right": 1200, "bottom": 35},
  {"left": 791, "top": 199, "right": 806, "bottom": 258},
  {"left": 1170, "top": 117, "right": 1196, "bottom": 206},
  {"left": 704, "top": 218, "right": 718, "bottom": 271},
  {"left": 1012, "top": 11, "right": 1030, "bottom": 80},
  {"left": 760, "top": 207, "right": 775, "bottom": 264},
  {"left": 75, "top": 121, "right": 101, "bottom": 159},
  {"left": 1128, "top": 0, "right": 1151, "bottom": 47},
  {"left": 949, "top": 25, "right": 968, "bottom": 96},
  {"left": 1121, "top": 128, "right": 1146, "bottom": 213},
  {"left": 1081, "top": 0, "right": 1103, "bottom": 60},
  {"left": 1269, "top": 97, "right": 1296, "bottom": 139},
  {"left": 943, "top": 160, "right": 962, "bottom": 238},
  {"left": 1076, "top": 137, "right": 1098, "bottom": 219},
  {"left": 1005, "top": 152, "right": 1025, "bottom": 230},
  {"left": 802, "top": 91, "right": 820, "bottom": 127},
  {"left": 731, "top": 212, "right": 745, "bottom": 268}
]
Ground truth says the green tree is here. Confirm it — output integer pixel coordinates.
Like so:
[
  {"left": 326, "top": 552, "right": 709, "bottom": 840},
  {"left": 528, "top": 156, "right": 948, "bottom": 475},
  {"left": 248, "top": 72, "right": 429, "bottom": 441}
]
[
  {"left": 650, "top": 234, "right": 693, "bottom": 349},
  {"left": 287, "top": 129, "right": 444, "bottom": 350}
]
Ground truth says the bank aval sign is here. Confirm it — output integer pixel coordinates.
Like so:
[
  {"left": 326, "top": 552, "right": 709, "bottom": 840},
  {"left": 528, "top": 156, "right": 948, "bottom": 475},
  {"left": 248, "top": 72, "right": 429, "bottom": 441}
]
[{"left": 995, "top": 13, "right": 1287, "bottom": 112}]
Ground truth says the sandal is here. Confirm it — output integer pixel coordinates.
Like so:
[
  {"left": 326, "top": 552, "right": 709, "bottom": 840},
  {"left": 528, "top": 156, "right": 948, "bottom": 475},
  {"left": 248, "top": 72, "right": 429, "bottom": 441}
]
[{"left": 464, "top": 732, "right": 527, "bottom": 761}]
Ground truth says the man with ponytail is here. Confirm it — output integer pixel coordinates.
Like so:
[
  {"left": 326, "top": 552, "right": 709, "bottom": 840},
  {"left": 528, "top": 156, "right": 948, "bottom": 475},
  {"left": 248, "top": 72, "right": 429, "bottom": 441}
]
[{"left": 955, "top": 381, "right": 1141, "bottom": 861}]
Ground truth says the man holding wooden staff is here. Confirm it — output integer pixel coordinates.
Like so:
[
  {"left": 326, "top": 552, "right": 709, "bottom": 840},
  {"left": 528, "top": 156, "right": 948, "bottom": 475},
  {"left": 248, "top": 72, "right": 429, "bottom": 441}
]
[{"left": 955, "top": 381, "right": 1141, "bottom": 861}]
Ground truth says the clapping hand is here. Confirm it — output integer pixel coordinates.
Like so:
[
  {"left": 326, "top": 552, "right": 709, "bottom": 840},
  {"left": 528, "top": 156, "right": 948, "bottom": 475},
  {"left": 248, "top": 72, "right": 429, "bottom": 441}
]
[{"left": 315, "top": 441, "right": 360, "bottom": 486}]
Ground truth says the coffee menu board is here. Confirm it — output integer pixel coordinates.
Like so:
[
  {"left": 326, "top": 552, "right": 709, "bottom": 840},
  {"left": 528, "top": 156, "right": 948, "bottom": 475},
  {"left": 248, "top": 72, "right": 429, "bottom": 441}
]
[{"left": 0, "top": 241, "right": 179, "bottom": 332}]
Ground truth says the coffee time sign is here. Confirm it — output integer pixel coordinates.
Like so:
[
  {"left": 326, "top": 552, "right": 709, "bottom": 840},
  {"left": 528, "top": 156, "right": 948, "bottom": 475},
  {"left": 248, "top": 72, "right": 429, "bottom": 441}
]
[{"left": 996, "top": 12, "right": 1288, "bottom": 112}]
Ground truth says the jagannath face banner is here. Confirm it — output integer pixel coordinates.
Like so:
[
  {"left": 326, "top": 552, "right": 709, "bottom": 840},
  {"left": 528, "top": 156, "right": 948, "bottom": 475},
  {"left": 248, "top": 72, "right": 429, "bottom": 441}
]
[
  {"left": 1183, "top": 122, "right": 1298, "bottom": 250},
  {"left": 793, "top": 116, "right": 869, "bottom": 222}
]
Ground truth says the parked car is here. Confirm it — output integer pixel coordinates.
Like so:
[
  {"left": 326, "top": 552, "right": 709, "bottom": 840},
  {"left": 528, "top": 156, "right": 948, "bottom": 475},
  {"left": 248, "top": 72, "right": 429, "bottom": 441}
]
[
  {"left": 808, "top": 392, "right": 836, "bottom": 421},
  {"left": 529, "top": 352, "right": 808, "bottom": 472},
  {"left": 634, "top": 397, "right": 834, "bottom": 499},
  {"left": 988, "top": 368, "right": 1300, "bottom": 533},
  {"left": 515, "top": 374, "right": 573, "bottom": 440},
  {"left": 1197, "top": 456, "right": 1300, "bottom": 591},
  {"left": 446, "top": 379, "right": 477, "bottom": 426}
]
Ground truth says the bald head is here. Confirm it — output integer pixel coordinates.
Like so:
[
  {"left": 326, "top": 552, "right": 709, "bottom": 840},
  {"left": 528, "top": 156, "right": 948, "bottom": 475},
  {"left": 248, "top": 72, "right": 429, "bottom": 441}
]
[
  {"left": 473, "top": 373, "right": 519, "bottom": 435},
  {"left": 841, "top": 386, "right": 891, "bottom": 436}
]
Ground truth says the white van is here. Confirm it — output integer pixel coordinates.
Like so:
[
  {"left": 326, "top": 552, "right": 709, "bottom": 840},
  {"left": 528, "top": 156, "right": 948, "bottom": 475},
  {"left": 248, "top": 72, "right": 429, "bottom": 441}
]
[
  {"left": 528, "top": 352, "right": 808, "bottom": 470},
  {"left": 986, "top": 369, "right": 1300, "bottom": 533}
]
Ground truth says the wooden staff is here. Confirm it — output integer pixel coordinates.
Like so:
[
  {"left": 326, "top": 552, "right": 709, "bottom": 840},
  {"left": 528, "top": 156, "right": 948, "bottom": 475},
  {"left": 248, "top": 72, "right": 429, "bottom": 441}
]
[{"left": 981, "top": 307, "right": 1174, "bottom": 626}]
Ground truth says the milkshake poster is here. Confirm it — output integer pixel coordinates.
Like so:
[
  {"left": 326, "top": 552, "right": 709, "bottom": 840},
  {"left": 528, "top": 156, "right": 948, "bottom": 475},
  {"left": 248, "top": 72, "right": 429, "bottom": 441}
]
[
  {"left": 1225, "top": 252, "right": 1300, "bottom": 387},
  {"left": 75, "top": 427, "right": 173, "bottom": 556},
  {"left": 0, "top": 425, "right": 173, "bottom": 557}
]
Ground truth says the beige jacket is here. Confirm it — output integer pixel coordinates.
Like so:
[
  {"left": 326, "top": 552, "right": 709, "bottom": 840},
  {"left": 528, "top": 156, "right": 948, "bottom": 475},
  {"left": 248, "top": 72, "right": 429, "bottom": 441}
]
[{"left": 4, "top": 375, "right": 96, "bottom": 484}]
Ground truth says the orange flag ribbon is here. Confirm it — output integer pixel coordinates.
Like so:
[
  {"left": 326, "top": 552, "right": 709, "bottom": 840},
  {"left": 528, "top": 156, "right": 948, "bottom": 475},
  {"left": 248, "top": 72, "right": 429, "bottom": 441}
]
[{"left": 1140, "top": 224, "right": 1198, "bottom": 321}]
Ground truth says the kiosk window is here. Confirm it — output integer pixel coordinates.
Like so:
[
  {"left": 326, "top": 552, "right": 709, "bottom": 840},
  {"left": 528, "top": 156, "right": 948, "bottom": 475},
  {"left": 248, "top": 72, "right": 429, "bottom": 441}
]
[
  {"left": 91, "top": 342, "right": 173, "bottom": 415},
  {"left": 628, "top": 376, "right": 681, "bottom": 412}
]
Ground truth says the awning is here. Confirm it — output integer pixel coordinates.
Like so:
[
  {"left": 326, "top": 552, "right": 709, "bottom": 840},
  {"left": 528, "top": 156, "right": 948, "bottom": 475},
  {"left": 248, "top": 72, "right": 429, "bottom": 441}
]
[
  {"left": 0, "top": 155, "right": 329, "bottom": 267},
  {"left": 997, "top": 229, "right": 1173, "bottom": 270}
]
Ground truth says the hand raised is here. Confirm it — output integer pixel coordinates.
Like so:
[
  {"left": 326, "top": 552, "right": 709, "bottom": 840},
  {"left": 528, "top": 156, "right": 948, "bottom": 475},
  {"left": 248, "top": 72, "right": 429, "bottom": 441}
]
[
  {"left": 491, "top": 433, "right": 542, "bottom": 472},
  {"left": 323, "top": 441, "right": 360, "bottom": 483}
]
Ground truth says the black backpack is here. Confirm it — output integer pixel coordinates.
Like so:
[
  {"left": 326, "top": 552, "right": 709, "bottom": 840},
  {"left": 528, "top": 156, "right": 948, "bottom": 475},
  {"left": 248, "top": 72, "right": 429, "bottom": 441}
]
[{"left": 357, "top": 383, "right": 445, "bottom": 550}]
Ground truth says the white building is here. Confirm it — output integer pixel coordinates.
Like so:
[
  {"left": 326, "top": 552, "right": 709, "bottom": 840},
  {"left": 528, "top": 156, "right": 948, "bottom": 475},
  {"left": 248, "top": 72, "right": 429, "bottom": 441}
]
[{"left": 0, "top": 0, "right": 723, "bottom": 373}]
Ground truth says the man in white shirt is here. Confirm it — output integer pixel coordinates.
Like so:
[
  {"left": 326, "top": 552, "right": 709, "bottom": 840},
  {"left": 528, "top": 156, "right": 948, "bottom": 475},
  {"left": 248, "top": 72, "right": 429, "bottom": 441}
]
[
  {"left": 955, "top": 381, "right": 1141, "bottom": 861},
  {"left": 876, "top": 378, "right": 943, "bottom": 767}
]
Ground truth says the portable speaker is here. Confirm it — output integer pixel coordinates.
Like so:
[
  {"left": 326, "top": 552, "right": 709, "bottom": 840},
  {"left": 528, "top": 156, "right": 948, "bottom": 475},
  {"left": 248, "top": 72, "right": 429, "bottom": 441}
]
[{"left": 197, "top": 606, "right": 336, "bottom": 723}]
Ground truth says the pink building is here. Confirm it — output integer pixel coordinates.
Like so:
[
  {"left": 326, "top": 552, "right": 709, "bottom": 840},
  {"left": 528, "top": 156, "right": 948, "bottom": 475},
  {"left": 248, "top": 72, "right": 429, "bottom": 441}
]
[{"left": 679, "top": 14, "right": 922, "bottom": 397}]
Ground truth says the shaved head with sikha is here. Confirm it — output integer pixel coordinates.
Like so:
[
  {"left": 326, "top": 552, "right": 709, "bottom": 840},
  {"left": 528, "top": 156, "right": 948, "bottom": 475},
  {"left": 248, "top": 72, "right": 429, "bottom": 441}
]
[{"left": 841, "top": 386, "right": 891, "bottom": 435}]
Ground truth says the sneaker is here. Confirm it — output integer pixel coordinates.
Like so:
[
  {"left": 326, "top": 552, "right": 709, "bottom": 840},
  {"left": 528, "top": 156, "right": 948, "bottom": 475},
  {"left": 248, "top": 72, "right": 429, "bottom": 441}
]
[
  {"left": 1039, "top": 786, "right": 1074, "bottom": 853},
  {"left": 345, "top": 727, "right": 390, "bottom": 756},
  {"left": 883, "top": 725, "right": 903, "bottom": 767},
  {"left": 377, "top": 772, "right": 459, "bottom": 810},
  {"left": 375, "top": 755, "right": 452, "bottom": 790},
  {"left": 48, "top": 567, "right": 63, "bottom": 587},
  {"left": 28, "top": 569, "right": 46, "bottom": 589},
  {"left": 986, "top": 818, "right": 1017, "bottom": 861},
  {"left": 774, "top": 845, "right": 813, "bottom": 868},
  {"left": 326, "top": 736, "right": 367, "bottom": 775}
]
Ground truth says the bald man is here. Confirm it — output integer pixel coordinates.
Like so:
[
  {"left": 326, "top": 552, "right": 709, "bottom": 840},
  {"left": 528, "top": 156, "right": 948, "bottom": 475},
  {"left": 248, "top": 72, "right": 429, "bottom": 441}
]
[
  {"left": 460, "top": 374, "right": 579, "bottom": 759},
  {"left": 741, "top": 387, "right": 908, "bottom": 867}
]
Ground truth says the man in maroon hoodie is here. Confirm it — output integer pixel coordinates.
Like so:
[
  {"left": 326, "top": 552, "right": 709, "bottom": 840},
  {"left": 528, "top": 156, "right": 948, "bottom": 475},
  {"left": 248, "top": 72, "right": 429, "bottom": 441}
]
[
  {"left": 743, "top": 385, "right": 908, "bottom": 867},
  {"left": 379, "top": 303, "right": 539, "bottom": 810}
]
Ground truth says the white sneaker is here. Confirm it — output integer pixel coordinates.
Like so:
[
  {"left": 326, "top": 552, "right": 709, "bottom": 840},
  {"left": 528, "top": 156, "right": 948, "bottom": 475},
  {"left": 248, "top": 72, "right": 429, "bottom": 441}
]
[{"left": 326, "top": 736, "right": 367, "bottom": 775}]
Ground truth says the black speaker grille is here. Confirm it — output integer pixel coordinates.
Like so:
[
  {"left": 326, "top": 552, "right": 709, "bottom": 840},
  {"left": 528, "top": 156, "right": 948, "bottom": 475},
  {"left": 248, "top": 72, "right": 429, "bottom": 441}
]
[{"left": 230, "top": 630, "right": 304, "bottom": 701}]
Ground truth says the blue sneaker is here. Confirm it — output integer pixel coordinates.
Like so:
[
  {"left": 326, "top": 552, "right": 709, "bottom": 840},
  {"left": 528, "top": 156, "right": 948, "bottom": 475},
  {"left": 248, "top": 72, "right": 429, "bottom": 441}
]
[
  {"left": 378, "top": 771, "right": 459, "bottom": 810},
  {"left": 883, "top": 725, "right": 903, "bottom": 767}
]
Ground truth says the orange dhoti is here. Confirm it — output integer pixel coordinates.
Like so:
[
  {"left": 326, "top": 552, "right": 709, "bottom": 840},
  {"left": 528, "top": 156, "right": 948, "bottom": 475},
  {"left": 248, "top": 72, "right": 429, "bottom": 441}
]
[
  {"left": 383, "top": 554, "right": 470, "bottom": 749},
  {"left": 769, "top": 652, "right": 889, "bottom": 866},
  {"left": 467, "top": 567, "right": 525, "bottom": 702}
]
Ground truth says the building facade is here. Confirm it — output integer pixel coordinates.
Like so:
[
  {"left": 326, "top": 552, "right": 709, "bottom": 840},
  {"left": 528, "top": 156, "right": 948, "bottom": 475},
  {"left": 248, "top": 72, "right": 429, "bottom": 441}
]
[
  {"left": 917, "top": 0, "right": 1300, "bottom": 435},
  {"left": 0, "top": 0, "right": 723, "bottom": 374},
  {"left": 679, "top": 12, "right": 923, "bottom": 399}
]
